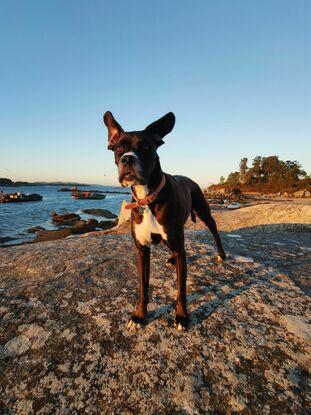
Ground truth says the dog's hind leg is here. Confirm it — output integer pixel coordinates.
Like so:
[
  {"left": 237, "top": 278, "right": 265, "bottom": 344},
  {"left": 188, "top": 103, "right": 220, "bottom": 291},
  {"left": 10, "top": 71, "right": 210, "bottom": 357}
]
[{"left": 191, "top": 188, "right": 226, "bottom": 262}]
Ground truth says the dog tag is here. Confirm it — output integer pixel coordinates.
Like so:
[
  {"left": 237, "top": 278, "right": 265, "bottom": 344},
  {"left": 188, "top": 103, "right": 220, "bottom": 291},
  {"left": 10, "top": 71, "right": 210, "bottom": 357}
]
[{"left": 138, "top": 206, "right": 146, "bottom": 215}]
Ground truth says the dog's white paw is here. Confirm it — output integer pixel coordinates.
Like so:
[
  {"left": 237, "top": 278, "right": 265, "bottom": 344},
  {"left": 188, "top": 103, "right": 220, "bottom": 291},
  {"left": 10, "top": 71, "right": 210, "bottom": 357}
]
[
  {"left": 176, "top": 322, "right": 185, "bottom": 331},
  {"left": 174, "top": 318, "right": 187, "bottom": 332},
  {"left": 127, "top": 319, "right": 142, "bottom": 332},
  {"left": 216, "top": 254, "right": 225, "bottom": 263}
]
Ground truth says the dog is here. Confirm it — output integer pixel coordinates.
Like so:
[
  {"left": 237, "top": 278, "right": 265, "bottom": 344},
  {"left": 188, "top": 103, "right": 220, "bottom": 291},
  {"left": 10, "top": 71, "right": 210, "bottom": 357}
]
[{"left": 103, "top": 111, "right": 225, "bottom": 331}]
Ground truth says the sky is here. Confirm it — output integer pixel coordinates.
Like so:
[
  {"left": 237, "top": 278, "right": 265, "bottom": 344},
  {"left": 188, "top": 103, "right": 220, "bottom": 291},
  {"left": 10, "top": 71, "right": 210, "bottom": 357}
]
[{"left": 0, "top": 1, "right": 310, "bottom": 187}]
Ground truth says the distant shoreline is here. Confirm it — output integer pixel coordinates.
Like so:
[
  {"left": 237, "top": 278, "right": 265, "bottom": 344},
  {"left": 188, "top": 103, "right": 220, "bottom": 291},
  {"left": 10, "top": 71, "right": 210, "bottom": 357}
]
[{"left": 0, "top": 178, "right": 105, "bottom": 187}]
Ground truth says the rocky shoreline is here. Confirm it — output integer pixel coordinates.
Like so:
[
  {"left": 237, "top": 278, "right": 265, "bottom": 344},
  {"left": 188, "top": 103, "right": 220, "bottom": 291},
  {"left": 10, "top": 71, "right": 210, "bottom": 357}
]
[
  {"left": 0, "top": 226, "right": 310, "bottom": 414},
  {"left": 1, "top": 199, "right": 310, "bottom": 248}
]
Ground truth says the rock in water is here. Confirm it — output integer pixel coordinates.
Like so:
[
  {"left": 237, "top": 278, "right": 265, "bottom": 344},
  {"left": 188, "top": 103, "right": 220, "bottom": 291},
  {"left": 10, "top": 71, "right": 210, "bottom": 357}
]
[
  {"left": 27, "top": 226, "right": 46, "bottom": 234},
  {"left": 0, "top": 236, "right": 16, "bottom": 244},
  {"left": 82, "top": 209, "right": 118, "bottom": 219},
  {"left": 51, "top": 212, "right": 81, "bottom": 226}
]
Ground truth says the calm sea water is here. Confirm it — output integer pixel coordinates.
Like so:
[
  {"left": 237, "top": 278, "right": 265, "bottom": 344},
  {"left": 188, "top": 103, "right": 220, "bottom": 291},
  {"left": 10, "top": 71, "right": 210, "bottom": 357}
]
[{"left": 0, "top": 185, "right": 131, "bottom": 246}]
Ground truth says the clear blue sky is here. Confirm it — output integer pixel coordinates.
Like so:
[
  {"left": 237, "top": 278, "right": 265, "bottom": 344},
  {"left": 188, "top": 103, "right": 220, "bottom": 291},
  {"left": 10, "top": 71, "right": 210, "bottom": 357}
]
[{"left": 0, "top": 1, "right": 310, "bottom": 186}]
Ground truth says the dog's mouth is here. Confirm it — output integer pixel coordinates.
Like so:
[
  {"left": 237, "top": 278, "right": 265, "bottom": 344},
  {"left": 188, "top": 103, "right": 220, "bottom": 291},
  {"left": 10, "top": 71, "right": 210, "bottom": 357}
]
[{"left": 119, "top": 171, "right": 145, "bottom": 187}]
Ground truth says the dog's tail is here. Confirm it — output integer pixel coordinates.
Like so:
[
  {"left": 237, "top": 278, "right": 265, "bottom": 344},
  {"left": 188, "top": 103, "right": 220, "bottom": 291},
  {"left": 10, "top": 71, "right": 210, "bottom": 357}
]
[{"left": 191, "top": 210, "right": 196, "bottom": 223}]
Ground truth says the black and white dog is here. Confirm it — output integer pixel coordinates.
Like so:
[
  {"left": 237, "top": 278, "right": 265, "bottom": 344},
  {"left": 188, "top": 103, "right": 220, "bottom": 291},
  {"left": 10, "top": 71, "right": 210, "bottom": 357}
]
[{"left": 103, "top": 111, "right": 225, "bottom": 330}]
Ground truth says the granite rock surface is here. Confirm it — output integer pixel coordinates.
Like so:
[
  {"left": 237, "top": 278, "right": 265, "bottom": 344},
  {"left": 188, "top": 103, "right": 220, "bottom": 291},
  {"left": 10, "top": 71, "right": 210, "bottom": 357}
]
[{"left": 0, "top": 229, "right": 310, "bottom": 414}]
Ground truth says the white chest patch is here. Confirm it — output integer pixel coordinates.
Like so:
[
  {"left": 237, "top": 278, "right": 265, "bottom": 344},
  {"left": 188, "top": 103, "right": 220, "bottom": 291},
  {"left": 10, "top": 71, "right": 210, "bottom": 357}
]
[
  {"left": 133, "top": 185, "right": 167, "bottom": 247},
  {"left": 134, "top": 207, "right": 167, "bottom": 247}
]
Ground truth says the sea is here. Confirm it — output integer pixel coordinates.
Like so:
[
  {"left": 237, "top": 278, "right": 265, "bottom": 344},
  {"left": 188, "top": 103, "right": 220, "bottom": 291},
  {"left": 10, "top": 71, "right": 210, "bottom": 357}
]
[{"left": 0, "top": 185, "right": 131, "bottom": 246}]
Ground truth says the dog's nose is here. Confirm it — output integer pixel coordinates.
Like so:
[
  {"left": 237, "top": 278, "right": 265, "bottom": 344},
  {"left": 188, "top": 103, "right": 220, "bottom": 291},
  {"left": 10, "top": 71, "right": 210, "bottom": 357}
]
[{"left": 121, "top": 154, "right": 136, "bottom": 166}]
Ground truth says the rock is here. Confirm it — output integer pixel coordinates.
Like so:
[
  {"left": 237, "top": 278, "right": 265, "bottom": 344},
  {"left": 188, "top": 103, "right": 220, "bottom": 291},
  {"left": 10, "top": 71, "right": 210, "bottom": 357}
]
[
  {"left": 186, "top": 203, "right": 311, "bottom": 233},
  {"left": 226, "top": 202, "right": 241, "bottom": 210},
  {"left": 226, "top": 234, "right": 242, "bottom": 239},
  {"left": 233, "top": 255, "right": 255, "bottom": 263},
  {"left": 98, "top": 220, "right": 118, "bottom": 230},
  {"left": 57, "top": 187, "right": 71, "bottom": 192},
  {"left": 282, "top": 315, "right": 311, "bottom": 342},
  {"left": 27, "top": 226, "right": 46, "bottom": 234},
  {"left": 293, "top": 190, "right": 305, "bottom": 198},
  {"left": 305, "top": 190, "right": 311, "bottom": 197},
  {"left": 35, "top": 228, "right": 73, "bottom": 242},
  {"left": 0, "top": 232, "right": 310, "bottom": 413},
  {"left": 34, "top": 218, "right": 104, "bottom": 243},
  {"left": 51, "top": 212, "right": 81, "bottom": 226},
  {"left": 117, "top": 201, "right": 131, "bottom": 227},
  {"left": 0, "top": 236, "right": 16, "bottom": 244},
  {"left": 86, "top": 218, "right": 99, "bottom": 226},
  {"left": 4, "top": 335, "right": 31, "bottom": 356},
  {"left": 35, "top": 225, "right": 95, "bottom": 242},
  {"left": 71, "top": 221, "right": 98, "bottom": 234},
  {"left": 82, "top": 209, "right": 118, "bottom": 219},
  {"left": 4, "top": 324, "right": 51, "bottom": 357}
]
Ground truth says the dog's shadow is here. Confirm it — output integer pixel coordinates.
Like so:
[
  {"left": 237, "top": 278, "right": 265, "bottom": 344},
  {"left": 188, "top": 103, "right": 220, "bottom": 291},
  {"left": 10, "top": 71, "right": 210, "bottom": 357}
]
[
  {"left": 146, "top": 258, "right": 285, "bottom": 329},
  {"left": 147, "top": 273, "right": 256, "bottom": 329}
]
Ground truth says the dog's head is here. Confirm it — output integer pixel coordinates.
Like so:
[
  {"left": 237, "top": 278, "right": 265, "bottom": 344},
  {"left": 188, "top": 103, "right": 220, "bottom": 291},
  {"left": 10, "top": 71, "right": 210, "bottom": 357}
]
[{"left": 103, "top": 112, "right": 175, "bottom": 187}]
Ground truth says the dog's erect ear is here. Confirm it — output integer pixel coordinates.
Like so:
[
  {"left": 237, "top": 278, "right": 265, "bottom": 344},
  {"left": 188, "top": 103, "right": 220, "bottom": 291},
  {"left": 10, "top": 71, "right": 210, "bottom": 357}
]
[
  {"left": 103, "top": 111, "right": 124, "bottom": 150},
  {"left": 144, "top": 112, "right": 175, "bottom": 146}
]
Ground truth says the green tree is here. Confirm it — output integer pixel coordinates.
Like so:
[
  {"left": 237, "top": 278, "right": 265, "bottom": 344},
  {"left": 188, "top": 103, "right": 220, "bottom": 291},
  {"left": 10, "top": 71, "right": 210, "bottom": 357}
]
[
  {"left": 226, "top": 172, "right": 240, "bottom": 186},
  {"left": 239, "top": 158, "right": 248, "bottom": 184}
]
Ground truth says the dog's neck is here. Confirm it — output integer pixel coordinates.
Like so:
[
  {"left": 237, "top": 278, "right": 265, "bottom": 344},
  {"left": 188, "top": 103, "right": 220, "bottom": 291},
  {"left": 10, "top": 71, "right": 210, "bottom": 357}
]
[{"left": 133, "top": 160, "right": 163, "bottom": 199}]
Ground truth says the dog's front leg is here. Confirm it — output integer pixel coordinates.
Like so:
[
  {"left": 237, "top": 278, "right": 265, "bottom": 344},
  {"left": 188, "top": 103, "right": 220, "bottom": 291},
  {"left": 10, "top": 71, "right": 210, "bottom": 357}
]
[
  {"left": 128, "top": 244, "right": 150, "bottom": 331},
  {"left": 174, "top": 247, "right": 188, "bottom": 331}
]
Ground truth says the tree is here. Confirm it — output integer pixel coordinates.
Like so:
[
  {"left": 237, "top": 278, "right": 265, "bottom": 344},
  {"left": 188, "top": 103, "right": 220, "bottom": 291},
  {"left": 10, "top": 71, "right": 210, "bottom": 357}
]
[
  {"left": 223, "top": 155, "right": 309, "bottom": 193},
  {"left": 226, "top": 172, "right": 240, "bottom": 186},
  {"left": 239, "top": 158, "right": 248, "bottom": 184},
  {"left": 252, "top": 156, "right": 263, "bottom": 180},
  {"left": 219, "top": 176, "right": 225, "bottom": 185}
]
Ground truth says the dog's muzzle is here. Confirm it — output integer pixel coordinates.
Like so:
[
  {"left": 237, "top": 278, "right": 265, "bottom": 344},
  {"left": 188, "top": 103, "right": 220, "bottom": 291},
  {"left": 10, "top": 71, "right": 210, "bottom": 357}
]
[{"left": 119, "top": 152, "right": 144, "bottom": 186}]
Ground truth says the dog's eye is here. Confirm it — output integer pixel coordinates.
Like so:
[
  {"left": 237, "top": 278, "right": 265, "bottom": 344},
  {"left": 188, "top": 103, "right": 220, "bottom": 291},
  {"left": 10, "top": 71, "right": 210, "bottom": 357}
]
[
  {"left": 115, "top": 146, "right": 124, "bottom": 155},
  {"left": 141, "top": 145, "right": 150, "bottom": 151}
]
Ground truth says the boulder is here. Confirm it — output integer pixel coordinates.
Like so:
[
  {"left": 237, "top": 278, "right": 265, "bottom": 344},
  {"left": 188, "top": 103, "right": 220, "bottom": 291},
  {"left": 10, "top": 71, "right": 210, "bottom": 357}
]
[
  {"left": 293, "top": 190, "right": 305, "bottom": 198},
  {"left": 226, "top": 202, "right": 241, "bottom": 210},
  {"left": 57, "top": 187, "right": 71, "bottom": 192},
  {"left": 82, "top": 209, "right": 118, "bottom": 219},
  {"left": 51, "top": 212, "right": 81, "bottom": 226},
  {"left": 98, "top": 220, "right": 118, "bottom": 230},
  {"left": 86, "top": 218, "right": 99, "bottom": 226},
  {"left": 35, "top": 228, "right": 73, "bottom": 242},
  {"left": 71, "top": 221, "right": 98, "bottom": 234},
  {"left": 26, "top": 226, "right": 46, "bottom": 234},
  {"left": 117, "top": 201, "right": 131, "bottom": 227},
  {"left": 0, "top": 236, "right": 16, "bottom": 244},
  {"left": 35, "top": 221, "right": 100, "bottom": 243}
]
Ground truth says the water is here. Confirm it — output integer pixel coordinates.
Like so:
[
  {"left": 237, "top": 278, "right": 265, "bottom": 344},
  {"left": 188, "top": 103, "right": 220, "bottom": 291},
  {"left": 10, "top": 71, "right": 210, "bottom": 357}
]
[{"left": 0, "top": 185, "right": 131, "bottom": 245}]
